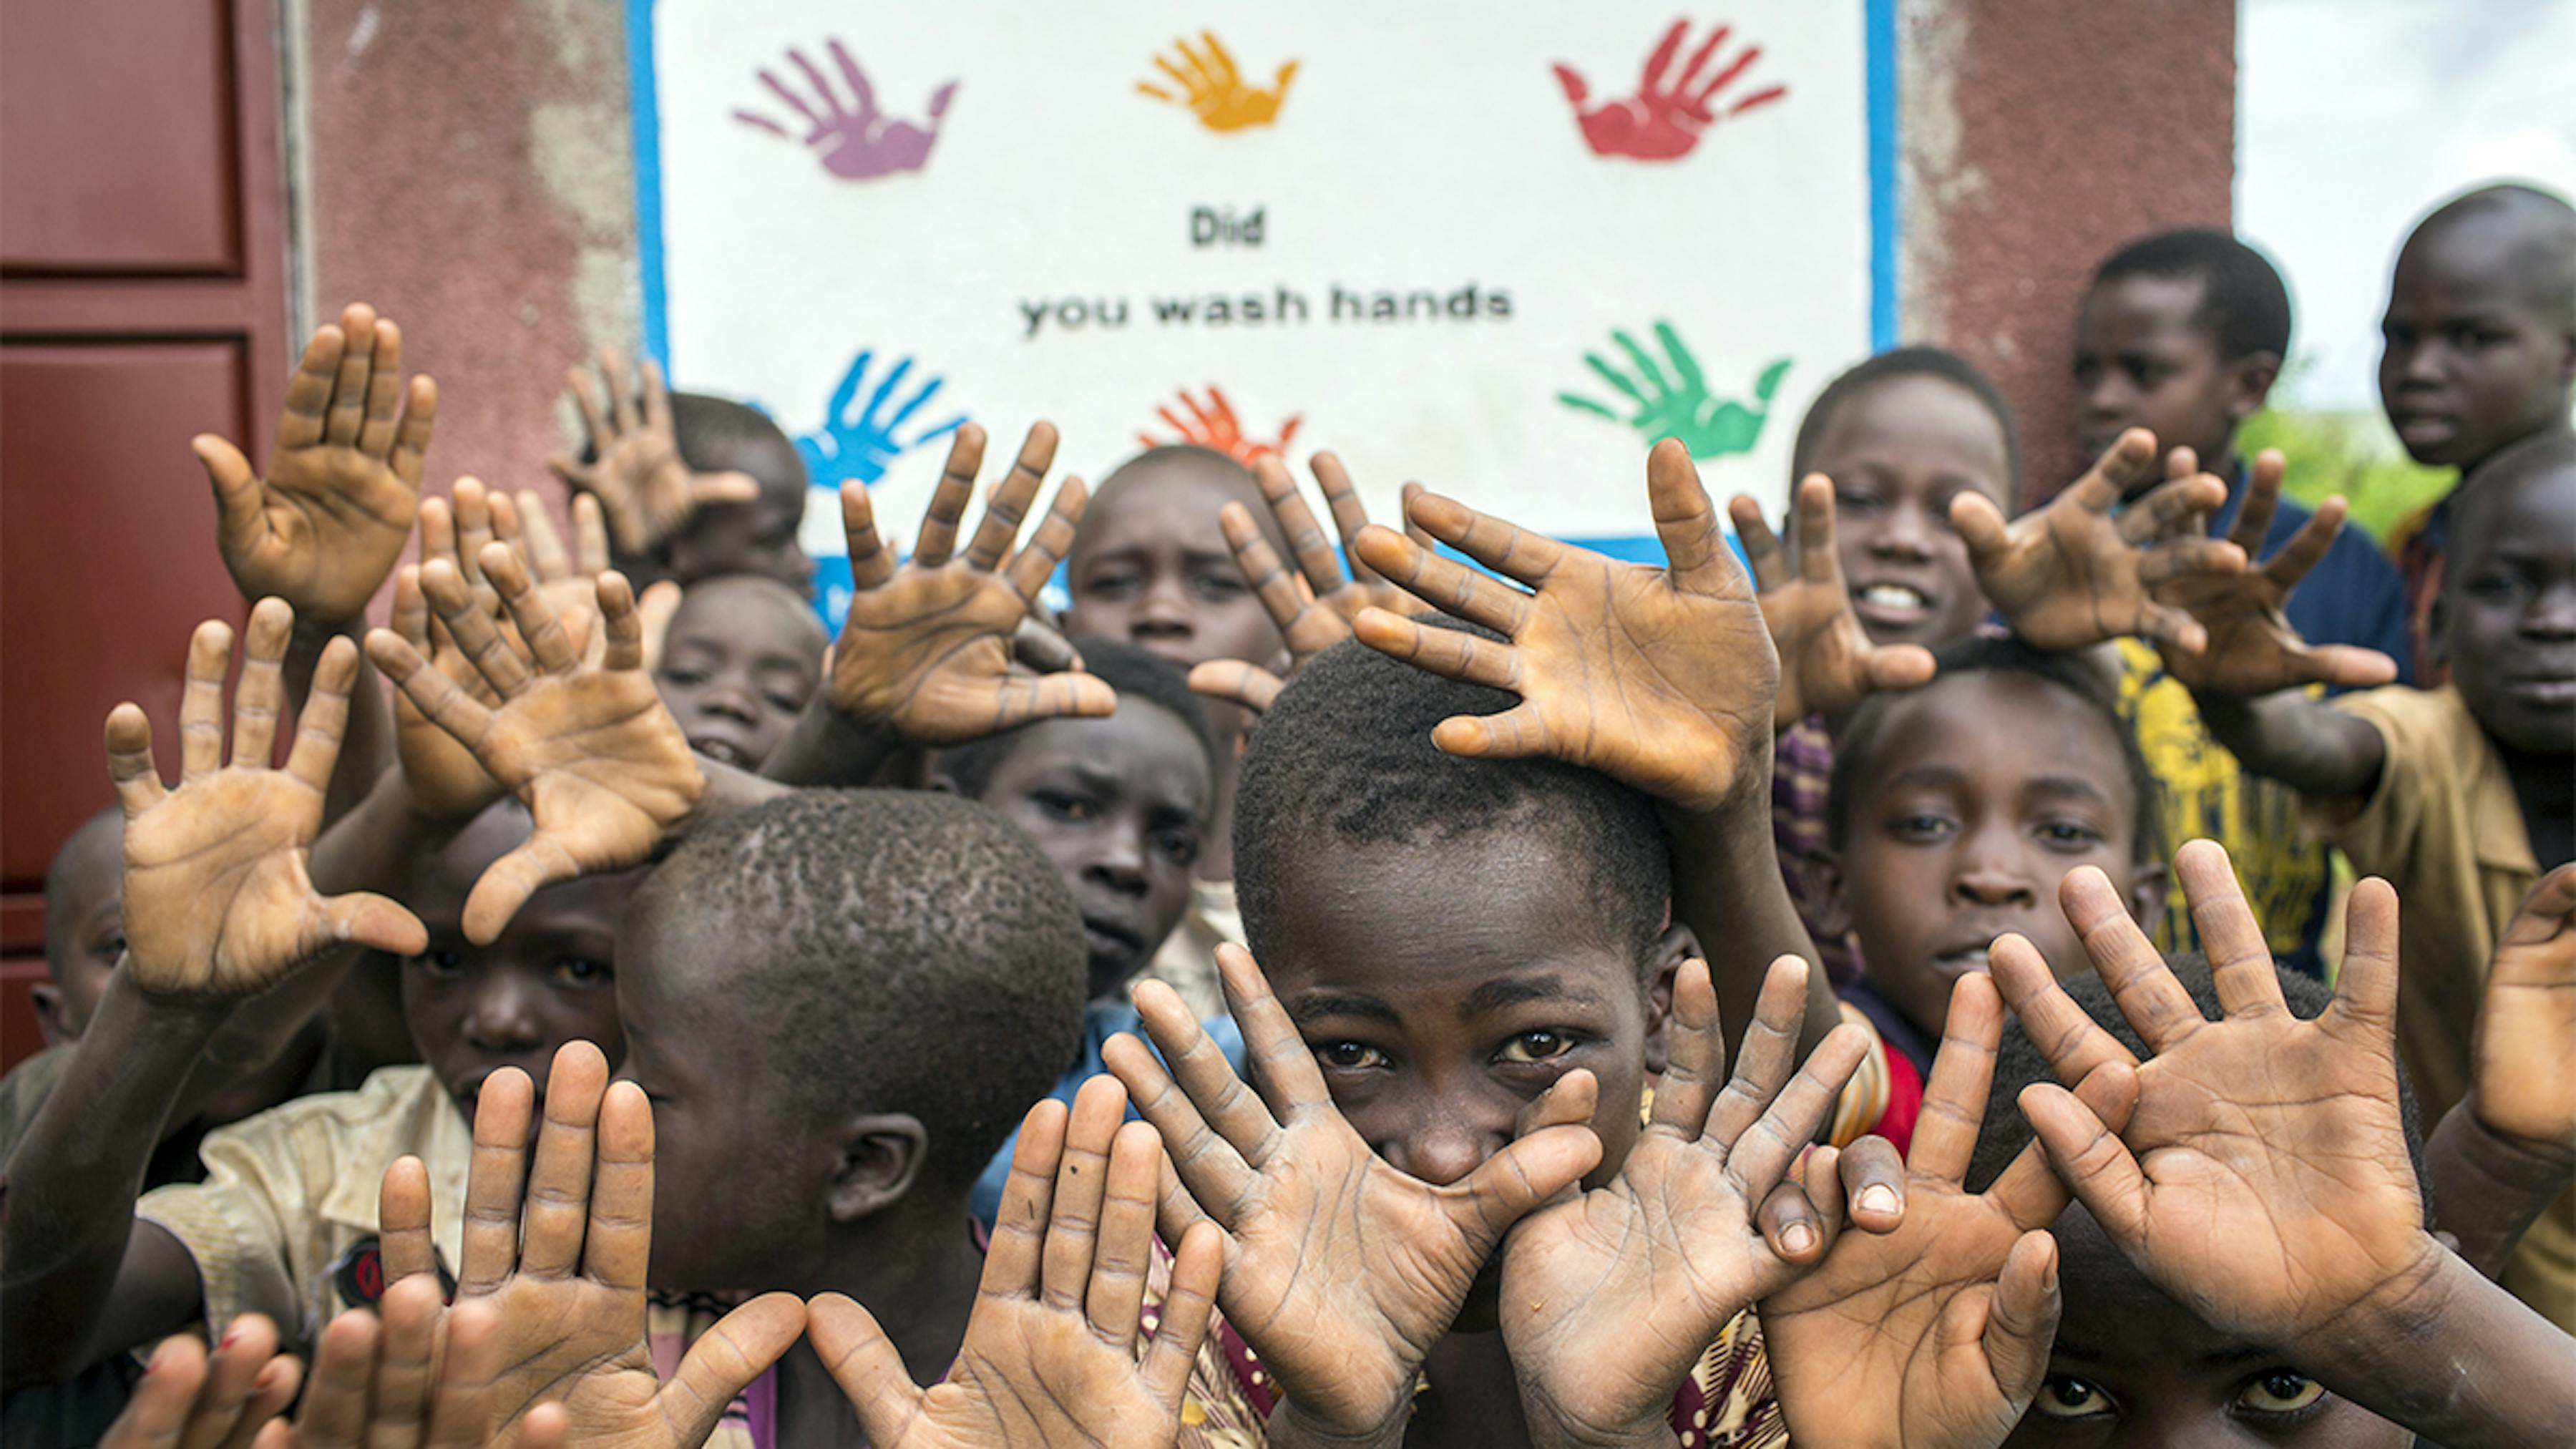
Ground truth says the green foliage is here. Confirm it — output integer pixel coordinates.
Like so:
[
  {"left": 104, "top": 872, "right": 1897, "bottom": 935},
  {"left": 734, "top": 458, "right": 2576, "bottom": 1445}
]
[{"left": 2235, "top": 407, "right": 2454, "bottom": 544}]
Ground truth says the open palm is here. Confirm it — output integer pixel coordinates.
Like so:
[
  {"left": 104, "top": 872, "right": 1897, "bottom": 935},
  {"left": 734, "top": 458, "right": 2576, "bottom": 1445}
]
[
  {"left": 2153, "top": 453, "right": 2399, "bottom": 696},
  {"left": 1732, "top": 475, "right": 1936, "bottom": 726}
]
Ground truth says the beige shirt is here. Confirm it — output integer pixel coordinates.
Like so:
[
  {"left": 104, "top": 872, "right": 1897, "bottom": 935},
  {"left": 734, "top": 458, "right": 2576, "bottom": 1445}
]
[
  {"left": 1136, "top": 879, "right": 1245, "bottom": 1021},
  {"left": 135, "top": 1065, "right": 470, "bottom": 1347},
  {"left": 2318, "top": 683, "right": 2569, "bottom": 1330}
]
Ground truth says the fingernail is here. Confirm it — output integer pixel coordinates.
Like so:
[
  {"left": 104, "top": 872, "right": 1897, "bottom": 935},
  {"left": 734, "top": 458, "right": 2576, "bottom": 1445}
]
[
  {"left": 1781, "top": 1223, "right": 1816, "bottom": 1255},
  {"left": 1858, "top": 1184, "right": 1900, "bottom": 1216}
]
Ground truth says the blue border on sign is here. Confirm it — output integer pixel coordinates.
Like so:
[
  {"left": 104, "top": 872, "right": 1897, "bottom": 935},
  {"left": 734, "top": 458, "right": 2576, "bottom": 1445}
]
[
  {"left": 1865, "top": 0, "right": 1898, "bottom": 349},
  {"left": 627, "top": 0, "right": 670, "bottom": 369}
]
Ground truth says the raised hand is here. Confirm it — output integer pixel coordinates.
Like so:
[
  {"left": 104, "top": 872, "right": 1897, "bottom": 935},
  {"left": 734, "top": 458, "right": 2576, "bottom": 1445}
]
[
  {"left": 1345, "top": 437, "right": 1780, "bottom": 814},
  {"left": 1557, "top": 321, "right": 1789, "bottom": 459},
  {"left": 809, "top": 1079, "right": 1222, "bottom": 1449},
  {"left": 1762, "top": 972, "right": 2122, "bottom": 1449},
  {"left": 1101, "top": 945, "right": 1604, "bottom": 1443},
  {"left": 377, "top": 1042, "right": 805, "bottom": 1448},
  {"left": 2469, "top": 865, "right": 2576, "bottom": 1159},
  {"left": 1136, "top": 384, "right": 1302, "bottom": 467},
  {"left": 1184, "top": 452, "right": 1428, "bottom": 714},
  {"left": 826, "top": 421, "right": 1114, "bottom": 743},
  {"left": 197, "top": 302, "right": 435, "bottom": 621},
  {"left": 1952, "top": 429, "right": 2245, "bottom": 654},
  {"left": 1501, "top": 957, "right": 1874, "bottom": 1445},
  {"left": 111, "top": 598, "right": 427, "bottom": 997},
  {"left": 101, "top": 1314, "right": 301, "bottom": 1449},
  {"left": 732, "top": 39, "right": 956, "bottom": 180},
  {"left": 795, "top": 348, "right": 965, "bottom": 488},
  {"left": 549, "top": 351, "right": 760, "bottom": 557},
  {"left": 1553, "top": 19, "right": 1787, "bottom": 161},
  {"left": 366, "top": 544, "right": 701, "bottom": 944},
  {"left": 1732, "top": 475, "right": 1938, "bottom": 727},
  {"left": 255, "top": 1280, "right": 570, "bottom": 1449},
  {"left": 2152, "top": 451, "right": 2401, "bottom": 695},
  {"left": 1135, "top": 31, "right": 1296, "bottom": 133},
  {"left": 1991, "top": 839, "right": 2442, "bottom": 1346}
]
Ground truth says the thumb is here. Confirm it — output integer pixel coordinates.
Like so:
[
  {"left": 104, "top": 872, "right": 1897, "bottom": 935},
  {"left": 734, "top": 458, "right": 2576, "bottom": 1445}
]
[
  {"left": 462, "top": 834, "right": 582, "bottom": 946},
  {"left": 691, "top": 469, "right": 763, "bottom": 506},
  {"left": 196, "top": 434, "right": 266, "bottom": 547},
  {"left": 1431, "top": 702, "right": 1548, "bottom": 763},
  {"left": 806, "top": 1292, "right": 926, "bottom": 1438},
  {"left": 1863, "top": 641, "right": 1937, "bottom": 693},
  {"left": 1188, "top": 660, "right": 1283, "bottom": 715},
  {"left": 1981, "top": 1230, "right": 2062, "bottom": 1407},
  {"left": 2301, "top": 643, "right": 2399, "bottom": 691},
  {"left": 1453, "top": 1119, "right": 1603, "bottom": 1246},
  {"left": 2019, "top": 1082, "right": 2152, "bottom": 1246},
  {"left": 636, "top": 580, "right": 683, "bottom": 674},
  {"left": 2132, "top": 600, "right": 2210, "bottom": 658},
  {"left": 1948, "top": 491, "right": 2012, "bottom": 570},
  {"left": 321, "top": 891, "right": 428, "bottom": 958},
  {"left": 660, "top": 1294, "right": 808, "bottom": 1448}
]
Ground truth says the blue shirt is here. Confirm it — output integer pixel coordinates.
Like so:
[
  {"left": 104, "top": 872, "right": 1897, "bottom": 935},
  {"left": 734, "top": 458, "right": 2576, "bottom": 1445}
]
[{"left": 969, "top": 999, "right": 1248, "bottom": 1227}]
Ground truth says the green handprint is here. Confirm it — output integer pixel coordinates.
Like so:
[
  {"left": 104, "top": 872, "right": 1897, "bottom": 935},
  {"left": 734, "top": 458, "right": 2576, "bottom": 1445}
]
[{"left": 1558, "top": 321, "right": 1790, "bottom": 458}]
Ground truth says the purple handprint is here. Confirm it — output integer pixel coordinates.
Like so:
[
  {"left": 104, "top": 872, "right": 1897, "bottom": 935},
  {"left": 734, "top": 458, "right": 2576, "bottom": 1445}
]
[{"left": 731, "top": 39, "right": 956, "bottom": 180}]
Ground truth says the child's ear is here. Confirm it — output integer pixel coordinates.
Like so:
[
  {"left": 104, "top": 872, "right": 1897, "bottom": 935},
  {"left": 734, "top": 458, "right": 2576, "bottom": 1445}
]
[
  {"left": 1640, "top": 922, "right": 1697, "bottom": 1077},
  {"left": 1810, "top": 850, "right": 1855, "bottom": 942},
  {"left": 28, "top": 982, "right": 71, "bottom": 1048},
  {"left": 2124, "top": 859, "right": 2171, "bottom": 933},
  {"left": 2225, "top": 349, "right": 2284, "bottom": 423},
  {"left": 826, "top": 1113, "right": 930, "bottom": 1223}
]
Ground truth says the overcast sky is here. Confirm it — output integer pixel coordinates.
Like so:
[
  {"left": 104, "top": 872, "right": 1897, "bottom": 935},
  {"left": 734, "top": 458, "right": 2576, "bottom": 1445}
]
[{"left": 2238, "top": 0, "right": 2576, "bottom": 411}]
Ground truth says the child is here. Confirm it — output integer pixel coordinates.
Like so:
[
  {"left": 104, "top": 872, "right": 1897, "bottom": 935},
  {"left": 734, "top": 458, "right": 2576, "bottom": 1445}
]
[
  {"left": 1818, "top": 635, "right": 2165, "bottom": 1151},
  {"left": 651, "top": 573, "right": 828, "bottom": 770},
  {"left": 554, "top": 350, "right": 813, "bottom": 593},
  {"left": 932, "top": 637, "right": 1250, "bottom": 1223},
  {"left": 26, "top": 808, "right": 122, "bottom": 1048},
  {"left": 2180, "top": 429, "right": 2574, "bottom": 1328},
  {"left": 2380, "top": 183, "right": 2576, "bottom": 679},
  {"left": 2074, "top": 227, "right": 2414, "bottom": 975}
]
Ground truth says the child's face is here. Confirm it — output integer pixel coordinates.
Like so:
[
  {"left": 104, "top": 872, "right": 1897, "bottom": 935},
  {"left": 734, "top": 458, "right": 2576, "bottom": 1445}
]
[
  {"left": 1806, "top": 375, "right": 2013, "bottom": 653},
  {"left": 1835, "top": 672, "right": 2157, "bottom": 1040},
  {"left": 963, "top": 706, "right": 1211, "bottom": 1000},
  {"left": 1065, "top": 464, "right": 1286, "bottom": 672},
  {"left": 2074, "top": 274, "right": 2260, "bottom": 483},
  {"left": 653, "top": 580, "right": 824, "bottom": 771},
  {"left": 663, "top": 441, "right": 814, "bottom": 591},
  {"left": 2379, "top": 212, "right": 2576, "bottom": 469},
  {"left": 2001, "top": 1206, "right": 2409, "bottom": 1448},
  {"left": 2441, "top": 462, "right": 2576, "bottom": 755},
  {"left": 34, "top": 812, "right": 124, "bottom": 1045},
  {"left": 1262, "top": 828, "right": 1668, "bottom": 1205},
  {"left": 400, "top": 807, "right": 634, "bottom": 1119}
]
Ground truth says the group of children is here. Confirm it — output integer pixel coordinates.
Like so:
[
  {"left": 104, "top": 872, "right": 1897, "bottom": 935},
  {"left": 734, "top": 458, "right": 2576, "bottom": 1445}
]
[{"left": 0, "top": 180, "right": 2569, "bottom": 1449}]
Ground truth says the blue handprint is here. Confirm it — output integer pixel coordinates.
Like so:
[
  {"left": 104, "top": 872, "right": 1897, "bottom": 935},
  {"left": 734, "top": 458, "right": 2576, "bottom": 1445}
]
[{"left": 795, "top": 349, "right": 967, "bottom": 489}]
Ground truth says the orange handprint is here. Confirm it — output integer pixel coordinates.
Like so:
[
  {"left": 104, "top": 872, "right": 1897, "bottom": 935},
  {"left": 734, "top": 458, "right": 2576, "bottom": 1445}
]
[
  {"left": 1556, "top": 18, "right": 1786, "bottom": 162},
  {"left": 1138, "top": 386, "right": 1302, "bottom": 466},
  {"left": 1136, "top": 31, "right": 1296, "bottom": 133}
]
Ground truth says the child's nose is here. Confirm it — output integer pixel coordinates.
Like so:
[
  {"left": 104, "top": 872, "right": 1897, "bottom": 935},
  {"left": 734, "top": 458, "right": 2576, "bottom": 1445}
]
[
  {"left": 463, "top": 981, "right": 546, "bottom": 1050},
  {"left": 1083, "top": 832, "right": 1151, "bottom": 893},
  {"left": 1868, "top": 506, "right": 1937, "bottom": 560},
  {"left": 1380, "top": 1103, "right": 1509, "bottom": 1189},
  {"left": 696, "top": 683, "right": 760, "bottom": 723}
]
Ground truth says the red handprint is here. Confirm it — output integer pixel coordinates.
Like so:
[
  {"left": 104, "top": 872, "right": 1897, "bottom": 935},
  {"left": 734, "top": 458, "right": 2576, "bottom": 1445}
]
[
  {"left": 1138, "top": 385, "right": 1302, "bottom": 466},
  {"left": 732, "top": 38, "right": 956, "bottom": 181},
  {"left": 1554, "top": 19, "right": 1787, "bottom": 162}
]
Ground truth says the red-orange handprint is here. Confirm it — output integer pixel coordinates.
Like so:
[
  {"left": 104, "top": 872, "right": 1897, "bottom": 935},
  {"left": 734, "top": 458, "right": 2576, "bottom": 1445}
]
[
  {"left": 1555, "top": 19, "right": 1786, "bottom": 162},
  {"left": 1137, "top": 385, "right": 1302, "bottom": 467}
]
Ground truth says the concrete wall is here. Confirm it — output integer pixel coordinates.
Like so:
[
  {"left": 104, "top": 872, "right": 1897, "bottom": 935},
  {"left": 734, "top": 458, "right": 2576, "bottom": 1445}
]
[{"left": 293, "top": 0, "right": 2236, "bottom": 519}]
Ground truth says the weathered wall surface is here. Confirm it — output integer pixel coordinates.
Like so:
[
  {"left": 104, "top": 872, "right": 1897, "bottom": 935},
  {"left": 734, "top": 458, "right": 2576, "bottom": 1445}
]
[{"left": 1898, "top": 0, "right": 2238, "bottom": 502}]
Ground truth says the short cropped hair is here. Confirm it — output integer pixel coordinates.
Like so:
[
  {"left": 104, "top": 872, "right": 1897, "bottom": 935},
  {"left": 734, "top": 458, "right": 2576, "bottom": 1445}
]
[
  {"left": 1964, "top": 952, "right": 2425, "bottom": 1196},
  {"left": 1827, "top": 634, "right": 2160, "bottom": 864},
  {"left": 635, "top": 790, "right": 1087, "bottom": 1187},
  {"left": 1233, "top": 623, "right": 1672, "bottom": 969},
  {"left": 1070, "top": 444, "right": 1287, "bottom": 560},
  {"left": 1790, "top": 346, "right": 2024, "bottom": 499},
  {"left": 41, "top": 806, "right": 121, "bottom": 978},
  {"left": 2411, "top": 183, "right": 2576, "bottom": 325},
  {"left": 669, "top": 392, "right": 808, "bottom": 509},
  {"left": 938, "top": 638, "right": 1224, "bottom": 801},
  {"left": 2091, "top": 228, "right": 2295, "bottom": 364}
]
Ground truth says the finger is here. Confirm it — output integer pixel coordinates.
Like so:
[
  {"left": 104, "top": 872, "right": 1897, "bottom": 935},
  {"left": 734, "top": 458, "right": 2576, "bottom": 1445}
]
[
  {"left": 1403, "top": 489, "right": 1568, "bottom": 592},
  {"left": 1984, "top": 1059, "right": 2136, "bottom": 1231},
  {"left": 1790, "top": 474, "right": 1845, "bottom": 585},
  {"left": 1726, "top": 493, "right": 1791, "bottom": 594},
  {"left": 515, "top": 492, "right": 573, "bottom": 580},
  {"left": 1835, "top": 1132, "right": 1908, "bottom": 1233},
  {"left": 1424, "top": 699, "right": 1553, "bottom": 764},
  {"left": 281, "top": 635, "right": 360, "bottom": 794},
  {"left": 392, "top": 563, "right": 431, "bottom": 650},
  {"left": 178, "top": 1313, "right": 281, "bottom": 1449},
  {"left": 1757, "top": 1177, "right": 1830, "bottom": 1264},
  {"left": 1254, "top": 454, "right": 1348, "bottom": 594},
  {"left": 377, "top": 1154, "right": 439, "bottom": 1284},
  {"left": 195, "top": 436, "right": 268, "bottom": 569},
  {"left": 660, "top": 1294, "right": 807, "bottom": 1449},
  {"left": 2497, "top": 863, "right": 2576, "bottom": 954},
  {"left": 179, "top": 618, "right": 235, "bottom": 784},
  {"left": 590, "top": 571, "right": 644, "bottom": 677},
  {"left": 1039, "top": 1077, "right": 1125, "bottom": 1313},
  {"left": 564, "top": 361, "right": 612, "bottom": 449},
  {"left": 1515, "top": 1067, "right": 1600, "bottom": 1149},
  {"left": 1987, "top": 930, "right": 2141, "bottom": 1088},
  {"left": 451, "top": 479, "right": 497, "bottom": 599},
  {"left": 991, "top": 670, "right": 1120, "bottom": 731},
  {"left": 2259, "top": 492, "right": 2348, "bottom": 594},
  {"left": 2020, "top": 1081, "right": 2152, "bottom": 1245},
  {"left": 603, "top": 351, "right": 640, "bottom": 433},
  {"left": 356, "top": 316, "right": 405, "bottom": 459},
  {"left": 389, "top": 376, "right": 437, "bottom": 489},
  {"left": 1704, "top": 955, "right": 1810, "bottom": 1146},
  {"left": 2225, "top": 449, "right": 2285, "bottom": 557},
  {"left": 1012, "top": 614, "right": 1080, "bottom": 674},
  {"left": 2079, "top": 429, "right": 2161, "bottom": 521},
  {"left": 371, "top": 1275, "right": 448, "bottom": 1441},
  {"left": 580, "top": 1078, "right": 657, "bottom": 1290},
  {"left": 1350, "top": 606, "right": 1522, "bottom": 691},
  {"left": 424, "top": 1299, "right": 510, "bottom": 1448},
  {"left": 1349, "top": 525, "right": 1532, "bottom": 635},
  {"left": 293, "top": 1310, "right": 379, "bottom": 1448},
  {"left": 1648, "top": 438, "right": 1749, "bottom": 596},
  {"left": 1727, "top": 1023, "right": 1870, "bottom": 1197},
  {"left": 2131, "top": 597, "right": 2212, "bottom": 656},
  {"left": 417, "top": 557, "right": 532, "bottom": 700},
  {"left": 984, "top": 1098, "right": 1068, "bottom": 1300},
  {"left": 570, "top": 492, "right": 611, "bottom": 576},
  {"left": 1949, "top": 490, "right": 2013, "bottom": 572},
  {"left": 480, "top": 542, "right": 581, "bottom": 677},
  {"left": 1135, "top": 964, "right": 1290, "bottom": 1166},
  {"left": 1099, "top": 1030, "right": 1252, "bottom": 1233},
  {"left": 2115, "top": 469, "right": 2229, "bottom": 546},
  {"left": 1910, "top": 972, "right": 2005, "bottom": 1182},
  {"left": 2060, "top": 867, "right": 2207, "bottom": 1051},
  {"left": 1863, "top": 641, "right": 1938, "bottom": 693},
  {"left": 364, "top": 628, "right": 496, "bottom": 753},
  {"left": 514, "top": 1041, "right": 609, "bottom": 1279},
  {"left": 418, "top": 494, "right": 461, "bottom": 576},
  {"left": 228, "top": 599, "right": 293, "bottom": 769},
  {"left": 323, "top": 303, "right": 378, "bottom": 447},
  {"left": 1088, "top": 1118, "right": 1164, "bottom": 1356},
  {"left": 1312, "top": 452, "right": 1384, "bottom": 582},
  {"left": 911, "top": 423, "right": 985, "bottom": 567},
  {"left": 635, "top": 578, "right": 680, "bottom": 674},
  {"left": 1224, "top": 502, "right": 1343, "bottom": 645},
  {"left": 690, "top": 469, "right": 761, "bottom": 509},
  {"left": 113, "top": 1335, "right": 212, "bottom": 1449},
  {"left": 1646, "top": 960, "right": 1727, "bottom": 1137},
  {"left": 218, "top": 1354, "right": 303, "bottom": 1449},
  {"left": 1141, "top": 1219, "right": 1224, "bottom": 1410},
  {"left": 2296, "top": 643, "right": 2401, "bottom": 690},
  {"left": 316, "top": 890, "right": 427, "bottom": 959},
  {"left": 462, "top": 833, "right": 583, "bottom": 946},
  {"left": 1452, "top": 1116, "right": 1603, "bottom": 1244},
  {"left": 2171, "top": 839, "right": 2287, "bottom": 1019},
  {"left": 105, "top": 703, "right": 167, "bottom": 816},
  {"left": 962, "top": 425, "right": 1055, "bottom": 572},
  {"left": 838, "top": 482, "right": 894, "bottom": 592},
  {"left": 2134, "top": 537, "right": 2248, "bottom": 589},
  {"left": 1398, "top": 481, "right": 1435, "bottom": 551},
  {"left": 1983, "top": 1231, "right": 2063, "bottom": 1406},
  {"left": 806, "top": 1293, "right": 924, "bottom": 1438},
  {"left": 457, "top": 1066, "right": 535, "bottom": 1294},
  {"left": 2325, "top": 877, "right": 2402, "bottom": 1049},
  {"left": 276, "top": 321, "right": 342, "bottom": 451},
  {"left": 1795, "top": 1142, "right": 1848, "bottom": 1257},
  {"left": 1187, "top": 659, "right": 1283, "bottom": 713},
  {"left": 1002, "top": 476, "right": 1086, "bottom": 605}
]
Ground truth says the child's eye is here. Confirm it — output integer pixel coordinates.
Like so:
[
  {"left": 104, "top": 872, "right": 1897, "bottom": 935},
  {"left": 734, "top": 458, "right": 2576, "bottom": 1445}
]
[
  {"left": 2464, "top": 572, "right": 2524, "bottom": 602},
  {"left": 1889, "top": 811, "right": 1955, "bottom": 842},
  {"left": 2036, "top": 819, "right": 2106, "bottom": 850},
  {"left": 1496, "top": 1030, "right": 1577, "bottom": 1064},
  {"left": 1192, "top": 571, "right": 1247, "bottom": 598},
  {"left": 1314, "top": 1041, "right": 1388, "bottom": 1071},
  {"left": 552, "top": 957, "right": 613, "bottom": 986},
  {"left": 659, "top": 667, "right": 708, "bottom": 686},
  {"left": 2234, "top": 1370, "right": 2326, "bottom": 1416},
  {"left": 1155, "top": 829, "right": 1201, "bottom": 867},
  {"left": 1034, "top": 790, "right": 1095, "bottom": 822},
  {"left": 1080, "top": 572, "right": 1138, "bottom": 598},
  {"left": 412, "top": 948, "right": 467, "bottom": 977},
  {"left": 763, "top": 691, "right": 807, "bottom": 713},
  {"left": 1832, "top": 489, "right": 1879, "bottom": 514},
  {"left": 2032, "top": 1375, "right": 2114, "bottom": 1419}
]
